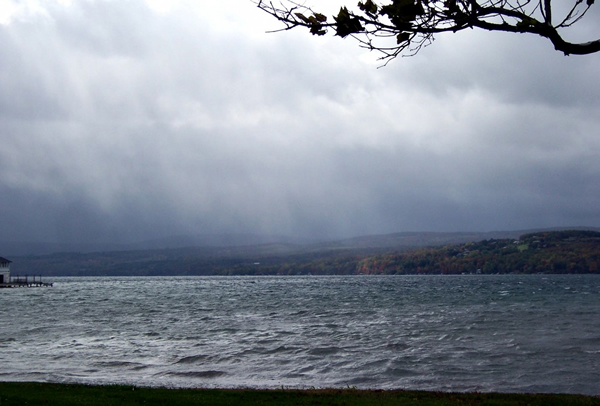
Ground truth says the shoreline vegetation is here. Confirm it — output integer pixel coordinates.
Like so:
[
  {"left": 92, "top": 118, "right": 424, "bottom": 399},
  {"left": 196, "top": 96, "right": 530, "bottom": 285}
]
[
  {"left": 11, "top": 229, "right": 600, "bottom": 277},
  {"left": 0, "top": 383, "right": 599, "bottom": 405}
]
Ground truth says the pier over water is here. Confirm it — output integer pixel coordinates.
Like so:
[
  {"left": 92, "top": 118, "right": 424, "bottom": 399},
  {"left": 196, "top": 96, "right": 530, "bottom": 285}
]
[
  {"left": 0, "top": 275, "right": 53, "bottom": 288},
  {"left": 0, "top": 257, "right": 52, "bottom": 288}
]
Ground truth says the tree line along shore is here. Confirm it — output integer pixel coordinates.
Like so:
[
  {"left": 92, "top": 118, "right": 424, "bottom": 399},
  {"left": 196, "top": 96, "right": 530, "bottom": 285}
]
[{"left": 9, "top": 230, "right": 600, "bottom": 277}]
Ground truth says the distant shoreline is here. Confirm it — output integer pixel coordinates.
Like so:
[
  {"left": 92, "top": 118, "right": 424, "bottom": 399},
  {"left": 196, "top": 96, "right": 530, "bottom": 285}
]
[{"left": 0, "top": 382, "right": 598, "bottom": 406}]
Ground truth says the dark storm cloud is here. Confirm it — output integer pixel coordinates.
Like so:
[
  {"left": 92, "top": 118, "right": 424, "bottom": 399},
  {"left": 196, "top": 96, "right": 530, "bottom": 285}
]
[{"left": 0, "top": 0, "right": 599, "bottom": 245}]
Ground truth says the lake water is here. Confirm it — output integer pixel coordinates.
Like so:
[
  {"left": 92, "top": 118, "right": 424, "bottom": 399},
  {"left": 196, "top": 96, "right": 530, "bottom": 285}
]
[{"left": 0, "top": 275, "right": 599, "bottom": 394}]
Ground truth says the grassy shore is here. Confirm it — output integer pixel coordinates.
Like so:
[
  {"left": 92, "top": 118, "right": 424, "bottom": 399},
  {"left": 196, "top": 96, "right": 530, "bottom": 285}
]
[{"left": 0, "top": 382, "right": 599, "bottom": 405}]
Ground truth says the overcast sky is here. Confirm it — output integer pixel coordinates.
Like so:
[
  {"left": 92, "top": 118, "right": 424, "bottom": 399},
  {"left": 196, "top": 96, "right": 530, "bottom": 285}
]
[{"left": 0, "top": 0, "right": 599, "bottom": 245}]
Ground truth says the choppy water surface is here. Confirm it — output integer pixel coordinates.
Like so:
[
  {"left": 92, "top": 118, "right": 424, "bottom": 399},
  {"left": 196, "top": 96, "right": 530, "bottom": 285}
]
[{"left": 0, "top": 275, "right": 599, "bottom": 394}]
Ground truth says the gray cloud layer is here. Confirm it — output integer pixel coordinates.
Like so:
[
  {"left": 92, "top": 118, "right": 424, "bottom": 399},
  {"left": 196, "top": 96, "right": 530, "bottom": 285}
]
[{"left": 0, "top": 0, "right": 599, "bottom": 244}]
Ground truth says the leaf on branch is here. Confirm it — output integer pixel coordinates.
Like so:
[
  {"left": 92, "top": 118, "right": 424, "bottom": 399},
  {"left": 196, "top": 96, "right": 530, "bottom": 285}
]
[
  {"left": 358, "top": 0, "right": 378, "bottom": 15},
  {"left": 381, "top": 0, "right": 425, "bottom": 29},
  {"left": 587, "top": 0, "right": 594, "bottom": 5},
  {"left": 310, "top": 25, "right": 327, "bottom": 35},
  {"left": 334, "top": 7, "right": 364, "bottom": 37},
  {"left": 295, "top": 12, "right": 327, "bottom": 36},
  {"left": 294, "top": 13, "right": 311, "bottom": 24},
  {"left": 313, "top": 13, "right": 328, "bottom": 22},
  {"left": 397, "top": 32, "right": 410, "bottom": 44}
]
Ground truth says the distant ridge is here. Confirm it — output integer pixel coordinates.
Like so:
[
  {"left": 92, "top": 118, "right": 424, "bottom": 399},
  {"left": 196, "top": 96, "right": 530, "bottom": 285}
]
[
  {"left": 121, "top": 233, "right": 314, "bottom": 251},
  {"left": 8, "top": 227, "right": 600, "bottom": 276},
  {"left": 0, "top": 234, "right": 315, "bottom": 256},
  {"left": 2, "top": 227, "right": 598, "bottom": 257},
  {"left": 0, "top": 241, "right": 122, "bottom": 257},
  {"left": 316, "top": 231, "right": 521, "bottom": 249},
  {"left": 311, "top": 227, "right": 600, "bottom": 250}
]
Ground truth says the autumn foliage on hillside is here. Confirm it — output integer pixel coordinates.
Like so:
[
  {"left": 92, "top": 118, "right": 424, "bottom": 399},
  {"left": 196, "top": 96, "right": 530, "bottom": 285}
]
[
  {"left": 356, "top": 230, "right": 600, "bottom": 275},
  {"left": 13, "top": 230, "right": 600, "bottom": 276}
]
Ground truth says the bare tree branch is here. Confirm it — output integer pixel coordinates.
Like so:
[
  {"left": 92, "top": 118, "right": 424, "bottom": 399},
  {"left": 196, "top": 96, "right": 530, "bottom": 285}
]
[{"left": 254, "top": 0, "right": 599, "bottom": 62}]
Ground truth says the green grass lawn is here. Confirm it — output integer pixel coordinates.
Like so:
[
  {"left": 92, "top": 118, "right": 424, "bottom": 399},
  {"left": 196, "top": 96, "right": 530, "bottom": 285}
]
[{"left": 0, "top": 382, "right": 599, "bottom": 406}]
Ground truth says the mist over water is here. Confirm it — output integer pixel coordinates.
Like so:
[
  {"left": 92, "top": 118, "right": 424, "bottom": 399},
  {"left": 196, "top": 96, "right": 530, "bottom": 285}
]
[{"left": 1, "top": 275, "right": 599, "bottom": 394}]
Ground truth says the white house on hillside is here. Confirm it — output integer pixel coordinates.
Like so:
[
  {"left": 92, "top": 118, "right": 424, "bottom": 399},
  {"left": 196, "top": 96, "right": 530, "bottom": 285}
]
[{"left": 0, "top": 257, "right": 11, "bottom": 284}]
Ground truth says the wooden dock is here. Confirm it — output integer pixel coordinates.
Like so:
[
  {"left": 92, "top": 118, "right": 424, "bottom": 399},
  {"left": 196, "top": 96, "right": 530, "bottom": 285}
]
[{"left": 0, "top": 275, "right": 53, "bottom": 288}]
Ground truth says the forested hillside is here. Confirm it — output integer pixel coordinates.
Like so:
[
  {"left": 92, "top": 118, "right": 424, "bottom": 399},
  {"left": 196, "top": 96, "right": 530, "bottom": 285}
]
[
  {"left": 10, "top": 230, "right": 600, "bottom": 276},
  {"left": 356, "top": 230, "right": 600, "bottom": 275}
]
